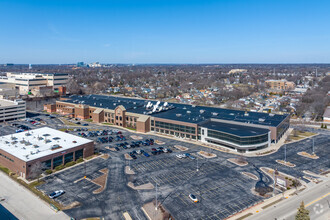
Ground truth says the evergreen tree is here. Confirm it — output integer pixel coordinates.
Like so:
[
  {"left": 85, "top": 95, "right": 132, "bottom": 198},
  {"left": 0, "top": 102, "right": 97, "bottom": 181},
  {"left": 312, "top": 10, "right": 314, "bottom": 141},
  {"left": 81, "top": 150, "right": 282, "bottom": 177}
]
[
  {"left": 321, "top": 123, "right": 324, "bottom": 128},
  {"left": 295, "top": 201, "right": 310, "bottom": 220},
  {"left": 325, "top": 124, "right": 328, "bottom": 129}
]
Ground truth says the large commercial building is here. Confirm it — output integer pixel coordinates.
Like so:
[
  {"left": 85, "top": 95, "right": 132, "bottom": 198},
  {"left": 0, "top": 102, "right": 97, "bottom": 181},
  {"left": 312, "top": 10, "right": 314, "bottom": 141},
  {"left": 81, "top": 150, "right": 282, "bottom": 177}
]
[
  {"left": 0, "top": 72, "right": 68, "bottom": 95},
  {"left": 0, "top": 127, "right": 94, "bottom": 179},
  {"left": 265, "top": 79, "right": 295, "bottom": 91},
  {"left": 45, "top": 95, "right": 290, "bottom": 152},
  {"left": 0, "top": 99, "right": 26, "bottom": 122}
]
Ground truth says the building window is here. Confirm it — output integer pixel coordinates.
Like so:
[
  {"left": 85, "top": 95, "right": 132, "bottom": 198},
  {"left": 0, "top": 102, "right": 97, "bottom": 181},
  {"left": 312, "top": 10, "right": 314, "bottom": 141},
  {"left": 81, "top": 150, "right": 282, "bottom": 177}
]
[
  {"left": 64, "top": 152, "right": 74, "bottom": 163},
  {"left": 75, "top": 149, "right": 83, "bottom": 160},
  {"left": 53, "top": 155, "right": 63, "bottom": 168}
]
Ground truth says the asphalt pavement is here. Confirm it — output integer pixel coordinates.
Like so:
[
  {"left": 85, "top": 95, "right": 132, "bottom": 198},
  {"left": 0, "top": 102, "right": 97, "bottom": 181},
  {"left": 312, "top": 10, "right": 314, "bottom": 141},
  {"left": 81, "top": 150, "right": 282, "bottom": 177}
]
[{"left": 248, "top": 178, "right": 330, "bottom": 220}]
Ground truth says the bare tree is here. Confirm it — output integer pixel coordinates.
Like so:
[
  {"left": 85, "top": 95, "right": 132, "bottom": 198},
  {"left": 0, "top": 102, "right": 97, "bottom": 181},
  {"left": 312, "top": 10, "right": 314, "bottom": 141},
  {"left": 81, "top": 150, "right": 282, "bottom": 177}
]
[{"left": 29, "top": 161, "right": 45, "bottom": 182}]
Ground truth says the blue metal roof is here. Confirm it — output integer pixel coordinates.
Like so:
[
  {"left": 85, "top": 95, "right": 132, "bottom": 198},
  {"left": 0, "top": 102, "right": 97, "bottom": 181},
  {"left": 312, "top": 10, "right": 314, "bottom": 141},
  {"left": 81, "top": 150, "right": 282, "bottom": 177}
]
[
  {"left": 63, "top": 94, "right": 288, "bottom": 127},
  {"left": 200, "top": 120, "right": 269, "bottom": 137}
]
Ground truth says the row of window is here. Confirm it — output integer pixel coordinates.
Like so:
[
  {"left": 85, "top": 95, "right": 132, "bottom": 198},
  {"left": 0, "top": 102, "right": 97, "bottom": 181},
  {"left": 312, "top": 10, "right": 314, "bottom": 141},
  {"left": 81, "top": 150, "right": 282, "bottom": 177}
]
[
  {"left": 151, "top": 127, "right": 197, "bottom": 139},
  {"left": 0, "top": 152, "right": 14, "bottom": 162},
  {"left": 152, "top": 120, "right": 196, "bottom": 134},
  {"left": 43, "top": 149, "right": 83, "bottom": 169},
  {"left": 207, "top": 130, "right": 269, "bottom": 146}
]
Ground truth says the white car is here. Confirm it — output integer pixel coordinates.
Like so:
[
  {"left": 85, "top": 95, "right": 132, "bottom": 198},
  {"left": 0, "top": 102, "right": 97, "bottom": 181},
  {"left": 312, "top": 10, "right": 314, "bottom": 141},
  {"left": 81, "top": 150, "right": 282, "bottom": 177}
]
[
  {"left": 49, "top": 190, "right": 65, "bottom": 199},
  {"left": 176, "top": 154, "right": 186, "bottom": 159},
  {"left": 189, "top": 194, "right": 199, "bottom": 203},
  {"left": 176, "top": 154, "right": 183, "bottom": 159}
]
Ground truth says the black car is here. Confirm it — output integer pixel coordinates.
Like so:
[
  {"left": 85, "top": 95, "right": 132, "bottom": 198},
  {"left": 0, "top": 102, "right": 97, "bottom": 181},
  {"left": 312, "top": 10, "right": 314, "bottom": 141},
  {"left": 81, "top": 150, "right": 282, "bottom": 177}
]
[
  {"left": 114, "top": 147, "right": 120, "bottom": 151},
  {"left": 131, "top": 155, "right": 137, "bottom": 159}
]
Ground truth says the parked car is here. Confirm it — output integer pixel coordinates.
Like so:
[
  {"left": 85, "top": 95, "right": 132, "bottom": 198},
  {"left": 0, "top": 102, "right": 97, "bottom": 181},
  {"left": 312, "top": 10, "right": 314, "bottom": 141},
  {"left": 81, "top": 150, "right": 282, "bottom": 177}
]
[
  {"left": 189, "top": 194, "right": 198, "bottom": 203},
  {"left": 143, "top": 152, "right": 150, "bottom": 157},
  {"left": 49, "top": 190, "right": 65, "bottom": 199},
  {"left": 114, "top": 147, "right": 120, "bottom": 151}
]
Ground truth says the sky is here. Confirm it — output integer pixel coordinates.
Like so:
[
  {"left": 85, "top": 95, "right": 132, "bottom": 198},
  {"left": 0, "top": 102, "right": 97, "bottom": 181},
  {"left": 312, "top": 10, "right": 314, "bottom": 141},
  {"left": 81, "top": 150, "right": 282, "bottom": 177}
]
[{"left": 0, "top": 0, "right": 329, "bottom": 64}]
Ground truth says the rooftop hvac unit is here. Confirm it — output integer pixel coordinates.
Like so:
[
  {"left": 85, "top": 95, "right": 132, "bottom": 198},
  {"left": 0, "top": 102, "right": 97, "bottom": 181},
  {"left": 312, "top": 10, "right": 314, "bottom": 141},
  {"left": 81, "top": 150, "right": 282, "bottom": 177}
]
[
  {"left": 244, "top": 112, "right": 249, "bottom": 116},
  {"left": 200, "top": 110, "right": 205, "bottom": 114},
  {"left": 269, "top": 113, "right": 275, "bottom": 117},
  {"left": 259, "top": 118, "right": 265, "bottom": 122},
  {"left": 176, "top": 114, "right": 182, "bottom": 117},
  {"left": 192, "top": 105, "right": 196, "bottom": 108},
  {"left": 187, "top": 111, "right": 191, "bottom": 114},
  {"left": 164, "top": 102, "right": 168, "bottom": 107},
  {"left": 212, "top": 112, "right": 218, "bottom": 116}
]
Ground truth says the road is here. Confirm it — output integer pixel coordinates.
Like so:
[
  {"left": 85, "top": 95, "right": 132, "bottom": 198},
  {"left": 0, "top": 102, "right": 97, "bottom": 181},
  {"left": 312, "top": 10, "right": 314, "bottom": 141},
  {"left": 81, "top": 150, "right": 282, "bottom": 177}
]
[
  {"left": 0, "top": 172, "right": 68, "bottom": 220},
  {"left": 249, "top": 178, "right": 330, "bottom": 220}
]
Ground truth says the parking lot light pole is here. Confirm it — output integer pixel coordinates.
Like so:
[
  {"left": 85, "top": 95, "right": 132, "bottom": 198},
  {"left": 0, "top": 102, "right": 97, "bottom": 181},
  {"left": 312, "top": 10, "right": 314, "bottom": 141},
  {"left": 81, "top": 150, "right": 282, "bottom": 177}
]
[
  {"left": 312, "top": 138, "right": 315, "bottom": 155},
  {"left": 155, "top": 183, "right": 158, "bottom": 210},
  {"left": 197, "top": 157, "right": 199, "bottom": 172}
]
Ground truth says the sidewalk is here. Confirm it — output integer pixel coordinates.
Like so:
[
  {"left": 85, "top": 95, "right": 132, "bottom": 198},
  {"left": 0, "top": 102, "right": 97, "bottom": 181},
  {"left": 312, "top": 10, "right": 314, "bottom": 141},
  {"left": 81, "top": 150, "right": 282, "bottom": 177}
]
[{"left": 0, "top": 172, "right": 69, "bottom": 220}]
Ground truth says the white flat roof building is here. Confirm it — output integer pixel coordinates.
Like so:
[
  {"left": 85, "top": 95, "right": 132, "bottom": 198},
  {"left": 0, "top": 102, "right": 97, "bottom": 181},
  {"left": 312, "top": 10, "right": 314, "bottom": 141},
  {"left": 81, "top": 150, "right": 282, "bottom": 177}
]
[
  {"left": 0, "top": 127, "right": 94, "bottom": 179},
  {"left": 0, "top": 127, "right": 92, "bottom": 162}
]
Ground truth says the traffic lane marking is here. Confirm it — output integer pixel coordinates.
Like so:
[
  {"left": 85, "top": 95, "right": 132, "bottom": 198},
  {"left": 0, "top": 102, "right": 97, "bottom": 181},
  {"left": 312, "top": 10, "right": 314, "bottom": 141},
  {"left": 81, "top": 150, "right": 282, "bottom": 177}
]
[{"left": 305, "top": 192, "right": 330, "bottom": 208}]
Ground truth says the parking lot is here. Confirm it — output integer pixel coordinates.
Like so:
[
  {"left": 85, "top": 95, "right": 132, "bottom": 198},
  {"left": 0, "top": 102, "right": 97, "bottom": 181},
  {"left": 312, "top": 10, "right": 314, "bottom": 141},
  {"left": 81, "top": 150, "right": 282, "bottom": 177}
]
[{"left": 1, "top": 112, "right": 330, "bottom": 220}]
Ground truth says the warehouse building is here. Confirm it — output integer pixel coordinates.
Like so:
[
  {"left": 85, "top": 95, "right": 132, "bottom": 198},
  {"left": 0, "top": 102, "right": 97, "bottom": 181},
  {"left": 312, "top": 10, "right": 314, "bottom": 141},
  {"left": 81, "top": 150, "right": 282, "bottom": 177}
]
[
  {"left": 0, "top": 99, "right": 26, "bottom": 122},
  {"left": 45, "top": 95, "right": 290, "bottom": 152},
  {"left": 0, "top": 127, "right": 94, "bottom": 179}
]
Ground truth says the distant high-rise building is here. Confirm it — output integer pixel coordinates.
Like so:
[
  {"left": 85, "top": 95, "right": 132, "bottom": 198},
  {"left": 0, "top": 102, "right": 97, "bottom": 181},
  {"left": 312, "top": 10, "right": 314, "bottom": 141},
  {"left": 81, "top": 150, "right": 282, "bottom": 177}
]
[
  {"left": 76, "top": 62, "right": 85, "bottom": 67},
  {"left": 28, "top": 64, "right": 32, "bottom": 69}
]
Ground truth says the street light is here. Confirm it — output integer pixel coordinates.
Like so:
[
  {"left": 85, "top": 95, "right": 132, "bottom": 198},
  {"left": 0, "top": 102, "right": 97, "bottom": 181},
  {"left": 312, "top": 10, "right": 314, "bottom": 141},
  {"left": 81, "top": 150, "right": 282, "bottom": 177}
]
[
  {"left": 196, "top": 157, "right": 199, "bottom": 172},
  {"left": 155, "top": 183, "right": 158, "bottom": 210}
]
